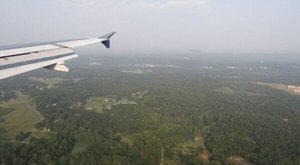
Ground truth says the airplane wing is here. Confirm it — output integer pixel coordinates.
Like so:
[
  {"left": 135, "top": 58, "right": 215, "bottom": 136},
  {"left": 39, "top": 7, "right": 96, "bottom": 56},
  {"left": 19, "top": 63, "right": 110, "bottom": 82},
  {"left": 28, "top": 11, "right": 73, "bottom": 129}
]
[{"left": 0, "top": 32, "right": 116, "bottom": 80}]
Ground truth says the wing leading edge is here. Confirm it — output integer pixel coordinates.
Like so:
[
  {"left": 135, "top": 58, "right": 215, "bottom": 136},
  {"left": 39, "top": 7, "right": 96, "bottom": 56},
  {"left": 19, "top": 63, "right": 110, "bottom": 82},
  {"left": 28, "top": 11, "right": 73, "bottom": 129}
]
[{"left": 0, "top": 32, "right": 116, "bottom": 80}]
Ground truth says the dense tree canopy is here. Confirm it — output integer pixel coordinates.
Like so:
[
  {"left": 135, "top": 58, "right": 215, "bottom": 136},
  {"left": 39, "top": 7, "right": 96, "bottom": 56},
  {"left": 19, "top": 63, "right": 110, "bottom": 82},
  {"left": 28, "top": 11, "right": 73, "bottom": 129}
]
[{"left": 0, "top": 56, "right": 299, "bottom": 164}]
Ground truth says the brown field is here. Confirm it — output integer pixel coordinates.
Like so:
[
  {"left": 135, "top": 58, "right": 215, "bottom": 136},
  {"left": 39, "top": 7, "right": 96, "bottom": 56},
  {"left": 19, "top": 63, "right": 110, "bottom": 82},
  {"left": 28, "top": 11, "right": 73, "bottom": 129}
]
[
  {"left": 228, "top": 156, "right": 253, "bottom": 165},
  {"left": 199, "top": 150, "right": 210, "bottom": 164}
]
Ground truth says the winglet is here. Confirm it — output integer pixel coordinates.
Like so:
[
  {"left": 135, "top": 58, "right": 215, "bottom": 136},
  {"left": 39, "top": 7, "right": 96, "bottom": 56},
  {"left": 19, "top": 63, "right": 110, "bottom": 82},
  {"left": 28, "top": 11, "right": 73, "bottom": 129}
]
[{"left": 99, "top": 32, "right": 116, "bottom": 48}]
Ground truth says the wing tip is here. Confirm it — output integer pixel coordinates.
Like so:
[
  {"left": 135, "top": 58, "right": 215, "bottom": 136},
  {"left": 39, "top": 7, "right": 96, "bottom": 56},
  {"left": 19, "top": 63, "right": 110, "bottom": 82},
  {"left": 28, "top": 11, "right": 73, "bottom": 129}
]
[
  {"left": 99, "top": 32, "right": 116, "bottom": 40},
  {"left": 100, "top": 32, "right": 116, "bottom": 48}
]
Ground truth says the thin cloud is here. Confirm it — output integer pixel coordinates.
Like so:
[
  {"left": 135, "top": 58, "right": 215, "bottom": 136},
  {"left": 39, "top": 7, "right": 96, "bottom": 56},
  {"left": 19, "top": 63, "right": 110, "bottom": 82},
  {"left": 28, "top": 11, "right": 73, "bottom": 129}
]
[
  {"left": 153, "top": 0, "right": 207, "bottom": 9},
  {"left": 50, "top": 0, "right": 208, "bottom": 10}
]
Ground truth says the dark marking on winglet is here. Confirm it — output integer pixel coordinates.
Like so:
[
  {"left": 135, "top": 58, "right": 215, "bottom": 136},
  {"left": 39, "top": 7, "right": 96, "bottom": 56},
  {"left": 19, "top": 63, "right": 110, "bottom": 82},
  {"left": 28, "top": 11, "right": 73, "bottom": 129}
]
[{"left": 99, "top": 32, "right": 116, "bottom": 48}]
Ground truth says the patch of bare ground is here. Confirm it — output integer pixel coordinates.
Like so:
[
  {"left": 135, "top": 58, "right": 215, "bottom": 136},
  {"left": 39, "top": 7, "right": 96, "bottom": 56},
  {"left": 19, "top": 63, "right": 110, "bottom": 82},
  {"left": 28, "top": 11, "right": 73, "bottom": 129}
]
[
  {"left": 228, "top": 156, "right": 253, "bottom": 165},
  {"left": 199, "top": 150, "right": 210, "bottom": 164},
  {"left": 282, "top": 118, "right": 289, "bottom": 122},
  {"left": 254, "top": 82, "right": 300, "bottom": 95}
]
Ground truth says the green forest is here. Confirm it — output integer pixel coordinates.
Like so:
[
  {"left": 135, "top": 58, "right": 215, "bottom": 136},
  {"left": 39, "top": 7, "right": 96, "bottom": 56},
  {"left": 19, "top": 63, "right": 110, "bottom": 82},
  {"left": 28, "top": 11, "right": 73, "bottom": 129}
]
[{"left": 0, "top": 55, "right": 299, "bottom": 165}]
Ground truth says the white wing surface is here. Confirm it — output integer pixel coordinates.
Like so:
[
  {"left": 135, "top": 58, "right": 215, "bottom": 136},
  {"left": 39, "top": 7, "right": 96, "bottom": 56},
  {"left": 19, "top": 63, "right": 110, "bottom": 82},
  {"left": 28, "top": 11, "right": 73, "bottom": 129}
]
[{"left": 0, "top": 32, "right": 116, "bottom": 80}]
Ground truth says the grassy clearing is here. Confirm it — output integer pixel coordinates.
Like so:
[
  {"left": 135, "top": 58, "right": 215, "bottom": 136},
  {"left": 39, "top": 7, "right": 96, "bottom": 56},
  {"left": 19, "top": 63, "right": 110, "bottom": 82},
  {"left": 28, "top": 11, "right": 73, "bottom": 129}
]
[
  {"left": 0, "top": 94, "right": 44, "bottom": 139},
  {"left": 29, "top": 77, "right": 65, "bottom": 87},
  {"left": 72, "top": 133, "right": 95, "bottom": 154},
  {"left": 179, "top": 140, "right": 202, "bottom": 150},
  {"left": 85, "top": 96, "right": 137, "bottom": 113},
  {"left": 121, "top": 135, "right": 133, "bottom": 146},
  {"left": 215, "top": 86, "right": 235, "bottom": 94},
  {"left": 228, "top": 156, "right": 253, "bottom": 165},
  {"left": 85, "top": 97, "right": 114, "bottom": 113},
  {"left": 216, "top": 84, "right": 266, "bottom": 96},
  {"left": 72, "top": 139, "right": 90, "bottom": 154},
  {"left": 29, "top": 77, "right": 83, "bottom": 86},
  {"left": 30, "top": 131, "right": 55, "bottom": 139}
]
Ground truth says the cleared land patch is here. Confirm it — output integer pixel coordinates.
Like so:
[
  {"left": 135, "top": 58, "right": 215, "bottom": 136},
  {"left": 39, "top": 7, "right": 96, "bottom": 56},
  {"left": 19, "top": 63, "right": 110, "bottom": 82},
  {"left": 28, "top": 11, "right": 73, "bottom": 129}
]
[
  {"left": 215, "top": 86, "right": 235, "bottom": 94},
  {"left": 255, "top": 82, "right": 300, "bottom": 95},
  {"left": 72, "top": 132, "right": 95, "bottom": 154},
  {"left": 0, "top": 94, "right": 44, "bottom": 139},
  {"left": 85, "top": 96, "right": 137, "bottom": 113},
  {"left": 121, "top": 135, "right": 133, "bottom": 146},
  {"left": 228, "top": 156, "right": 253, "bottom": 165},
  {"left": 216, "top": 85, "right": 266, "bottom": 96},
  {"left": 29, "top": 77, "right": 65, "bottom": 86},
  {"left": 199, "top": 150, "right": 210, "bottom": 164},
  {"left": 85, "top": 97, "right": 115, "bottom": 113}
]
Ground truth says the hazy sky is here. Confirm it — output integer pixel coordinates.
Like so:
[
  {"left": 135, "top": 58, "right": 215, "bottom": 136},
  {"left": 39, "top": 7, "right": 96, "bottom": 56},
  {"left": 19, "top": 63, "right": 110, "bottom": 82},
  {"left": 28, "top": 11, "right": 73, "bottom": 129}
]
[{"left": 0, "top": 0, "right": 299, "bottom": 54}]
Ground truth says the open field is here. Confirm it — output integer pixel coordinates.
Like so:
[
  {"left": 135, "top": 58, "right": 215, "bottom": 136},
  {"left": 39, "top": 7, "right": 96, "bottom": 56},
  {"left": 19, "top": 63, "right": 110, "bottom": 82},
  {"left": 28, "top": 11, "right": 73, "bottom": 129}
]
[
  {"left": 0, "top": 94, "right": 44, "bottom": 139},
  {"left": 228, "top": 156, "right": 253, "bottom": 165},
  {"left": 215, "top": 86, "right": 235, "bottom": 94},
  {"left": 72, "top": 133, "right": 95, "bottom": 154},
  {"left": 85, "top": 97, "right": 115, "bottom": 113},
  {"left": 72, "top": 138, "right": 91, "bottom": 154},
  {"left": 85, "top": 96, "right": 137, "bottom": 113},
  {"left": 29, "top": 77, "right": 65, "bottom": 87},
  {"left": 215, "top": 84, "right": 266, "bottom": 96},
  {"left": 255, "top": 82, "right": 300, "bottom": 95},
  {"left": 121, "top": 135, "right": 133, "bottom": 146}
]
